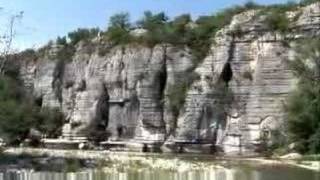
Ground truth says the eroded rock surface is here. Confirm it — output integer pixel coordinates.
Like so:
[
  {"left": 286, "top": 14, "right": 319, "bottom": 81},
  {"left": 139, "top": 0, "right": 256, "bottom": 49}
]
[{"left": 19, "top": 3, "right": 320, "bottom": 154}]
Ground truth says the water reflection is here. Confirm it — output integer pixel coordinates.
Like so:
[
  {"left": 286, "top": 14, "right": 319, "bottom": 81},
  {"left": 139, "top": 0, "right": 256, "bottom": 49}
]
[{"left": 1, "top": 166, "right": 320, "bottom": 180}]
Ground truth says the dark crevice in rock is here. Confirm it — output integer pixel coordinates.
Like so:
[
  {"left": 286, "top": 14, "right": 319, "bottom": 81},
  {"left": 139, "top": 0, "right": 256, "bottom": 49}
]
[
  {"left": 160, "top": 46, "right": 168, "bottom": 136},
  {"left": 227, "top": 35, "right": 236, "bottom": 63},
  {"left": 35, "top": 96, "right": 43, "bottom": 107},
  {"left": 76, "top": 79, "right": 86, "bottom": 91},
  {"left": 97, "top": 84, "right": 109, "bottom": 127},
  {"left": 220, "top": 62, "right": 233, "bottom": 87},
  {"left": 159, "top": 48, "right": 167, "bottom": 103},
  {"left": 52, "top": 59, "right": 66, "bottom": 104},
  {"left": 127, "top": 94, "right": 139, "bottom": 138}
]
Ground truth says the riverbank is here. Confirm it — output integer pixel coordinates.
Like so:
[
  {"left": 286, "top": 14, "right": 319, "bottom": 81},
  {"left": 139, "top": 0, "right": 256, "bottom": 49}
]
[{"left": 2, "top": 148, "right": 320, "bottom": 172}]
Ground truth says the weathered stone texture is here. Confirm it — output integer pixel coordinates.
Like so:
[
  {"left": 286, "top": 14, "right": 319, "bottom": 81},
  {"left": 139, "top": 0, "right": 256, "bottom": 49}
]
[{"left": 18, "top": 3, "right": 320, "bottom": 154}]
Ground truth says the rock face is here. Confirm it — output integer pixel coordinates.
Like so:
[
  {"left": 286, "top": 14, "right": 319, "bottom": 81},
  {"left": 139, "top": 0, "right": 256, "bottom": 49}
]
[{"left": 19, "top": 3, "right": 320, "bottom": 154}]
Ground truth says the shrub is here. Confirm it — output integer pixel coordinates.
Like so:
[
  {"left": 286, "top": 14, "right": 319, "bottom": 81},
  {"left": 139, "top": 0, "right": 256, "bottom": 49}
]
[
  {"left": 0, "top": 76, "right": 65, "bottom": 144},
  {"left": 137, "top": 11, "right": 169, "bottom": 30},
  {"left": 167, "top": 72, "right": 200, "bottom": 117},
  {"left": 55, "top": 44, "right": 75, "bottom": 61},
  {"left": 36, "top": 107, "right": 64, "bottom": 138},
  {"left": 0, "top": 76, "right": 22, "bottom": 101},
  {"left": 135, "top": 11, "right": 172, "bottom": 47},
  {"left": 56, "top": 36, "right": 67, "bottom": 46},
  {"left": 52, "top": 28, "right": 99, "bottom": 61},
  {"left": 244, "top": 1, "right": 261, "bottom": 9},
  {"left": 286, "top": 38, "right": 320, "bottom": 153},
  {"left": 82, "top": 122, "right": 111, "bottom": 144},
  {"left": 308, "top": 128, "right": 320, "bottom": 153},
  {"left": 64, "top": 159, "right": 81, "bottom": 172},
  {"left": 68, "top": 28, "right": 100, "bottom": 45},
  {"left": 286, "top": 81, "right": 320, "bottom": 153},
  {"left": 0, "top": 100, "right": 37, "bottom": 145},
  {"left": 167, "top": 83, "right": 188, "bottom": 118},
  {"left": 300, "top": 0, "right": 320, "bottom": 6},
  {"left": 265, "top": 9, "right": 290, "bottom": 33},
  {"left": 164, "top": 14, "right": 192, "bottom": 45},
  {"left": 106, "top": 13, "right": 131, "bottom": 45}
]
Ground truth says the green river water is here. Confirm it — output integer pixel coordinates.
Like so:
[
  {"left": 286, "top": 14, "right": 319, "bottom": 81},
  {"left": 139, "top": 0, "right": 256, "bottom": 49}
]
[{"left": 1, "top": 160, "right": 319, "bottom": 180}]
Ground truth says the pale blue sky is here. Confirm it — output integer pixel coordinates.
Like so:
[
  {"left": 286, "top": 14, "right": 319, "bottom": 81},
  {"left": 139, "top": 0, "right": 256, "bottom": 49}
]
[{"left": 0, "top": 0, "right": 294, "bottom": 50}]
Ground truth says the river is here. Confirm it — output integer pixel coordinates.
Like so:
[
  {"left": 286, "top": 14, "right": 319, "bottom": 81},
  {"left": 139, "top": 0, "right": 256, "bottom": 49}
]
[{"left": 0, "top": 158, "right": 319, "bottom": 180}]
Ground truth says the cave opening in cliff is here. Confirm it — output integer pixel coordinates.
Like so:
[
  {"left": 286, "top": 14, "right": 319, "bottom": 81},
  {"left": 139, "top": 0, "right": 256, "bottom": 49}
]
[
  {"left": 98, "top": 84, "right": 110, "bottom": 128},
  {"left": 35, "top": 96, "right": 43, "bottom": 107},
  {"left": 158, "top": 67, "right": 167, "bottom": 102},
  {"left": 220, "top": 62, "right": 233, "bottom": 87}
]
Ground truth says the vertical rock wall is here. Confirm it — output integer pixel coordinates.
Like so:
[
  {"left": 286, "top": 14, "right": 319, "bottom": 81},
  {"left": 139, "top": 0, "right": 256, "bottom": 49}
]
[{"left": 19, "top": 3, "right": 320, "bottom": 154}]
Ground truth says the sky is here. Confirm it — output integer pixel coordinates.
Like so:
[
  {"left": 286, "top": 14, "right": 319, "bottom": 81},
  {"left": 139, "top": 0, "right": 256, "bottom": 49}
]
[{"left": 0, "top": 0, "right": 295, "bottom": 50}]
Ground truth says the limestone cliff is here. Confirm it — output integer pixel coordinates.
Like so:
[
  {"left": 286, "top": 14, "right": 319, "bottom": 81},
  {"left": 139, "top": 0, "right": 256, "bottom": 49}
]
[{"left": 18, "top": 3, "right": 320, "bottom": 154}]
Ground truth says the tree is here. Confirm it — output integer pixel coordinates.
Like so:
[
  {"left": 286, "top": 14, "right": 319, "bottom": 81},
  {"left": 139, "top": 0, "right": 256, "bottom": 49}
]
[
  {"left": 0, "top": 9, "right": 66, "bottom": 145},
  {"left": 0, "top": 77, "right": 35, "bottom": 144},
  {"left": 166, "top": 14, "right": 192, "bottom": 45},
  {"left": 107, "top": 13, "right": 131, "bottom": 45},
  {"left": 137, "top": 11, "right": 168, "bottom": 30},
  {"left": 136, "top": 11, "right": 169, "bottom": 46},
  {"left": 56, "top": 36, "right": 67, "bottom": 46},
  {"left": 109, "top": 12, "right": 130, "bottom": 30},
  {"left": 0, "top": 77, "right": 65, "bottom": 144},
  {"left": 36, "top": 107, "right": 64, "bottom": 138},
  {"left": 286, "top": 39, "right": 320, "bottom": 153},
  {"left": 68, "top": 28, "right": 100, "bottom": 45},
  {"left": 0, "top": 11, "right": 23, "bottom": 74}
]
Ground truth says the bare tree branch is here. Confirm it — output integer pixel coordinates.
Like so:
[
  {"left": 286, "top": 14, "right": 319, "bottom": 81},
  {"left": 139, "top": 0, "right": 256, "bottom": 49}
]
[{"left": 0, "top": 11, "right": 23, "bottom": 75}]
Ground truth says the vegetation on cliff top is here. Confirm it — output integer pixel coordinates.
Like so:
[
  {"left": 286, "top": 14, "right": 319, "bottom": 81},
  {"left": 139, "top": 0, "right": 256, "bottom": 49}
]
[{"left": 48, "top": 0, "right": 319, "bottom": 64}]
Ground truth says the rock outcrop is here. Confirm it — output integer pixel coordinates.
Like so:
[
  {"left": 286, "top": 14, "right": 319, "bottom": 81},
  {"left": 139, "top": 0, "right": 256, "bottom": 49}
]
[{"left": 18, "top": 3, "right": 320, "bottom": 154}]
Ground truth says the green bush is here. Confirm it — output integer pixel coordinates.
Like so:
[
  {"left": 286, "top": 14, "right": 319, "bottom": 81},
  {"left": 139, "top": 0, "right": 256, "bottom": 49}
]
[
  {"left": 0, "top": 100, "right": 37, "bottom": 144},
  {"left": 36, "top": 107, "right": 64, "bottom": 138},
  {"left": 136, "top": 11, "right": 170, "bottom": 46},
  {"left": 265, "top": 9, "right": 290, "bottom": 33},
  {"left": 286, "top": 39, "right": 320, "bottom": 153},
  {"left": 300, "top": 0, "right": 320, "bottom": 6},
  {"left": 137, "top": 11, "right": 169, "bottom": 30},
  {"left": 56, "top": 36, "right": 67, "bottom": 46},
  {"left": 0, "top": 76, "right": 65, "bottom": 144},
  {"left": 0, "top": 76, "right": 22, "bottom": 101},
  {"left": 164, "top": 14, "right": 192, "bottom": 45},
  {"left": 167, "top": 83, "right": 188, "bottom": 118},
  {"left": 106, "top": 13, "right": 131, "bottom": 45},
  {"left": 167, "top": 72, "right": 200, "bottom": 117},
  {"left": 82, "top": 122, "right": 111, "bottom": 144},
  {"left": 52, "top": 28, "right": 100, "bottom": 61},
  {"left": 55, "top": 44, "right": 75, "bottom": 61},
  {"left": 68, "top": 28, "right": 100, "bottom": 45}
]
